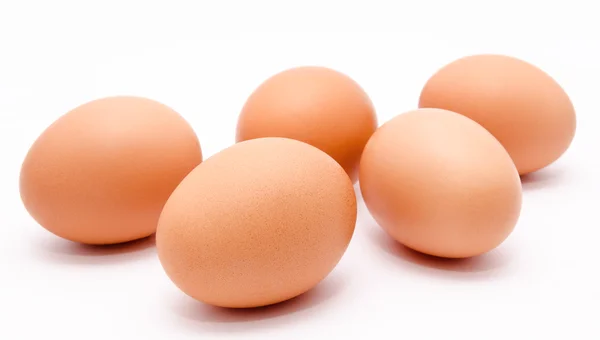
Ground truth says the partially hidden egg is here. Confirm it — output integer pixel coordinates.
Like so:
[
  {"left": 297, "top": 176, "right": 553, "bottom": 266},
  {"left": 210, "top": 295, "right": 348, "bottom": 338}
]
[
  {"left": 419, "top": 54, "right": 576, "bottom": 175},
  {"left": 157, "top": 137, "right": 356, "bottom": 308},
  {"left": 20, "top": 96, "right": 202, "bottom": 245},
  {"left": 236, "top": 66, "right": 378, "bottom": 183},
  {"left": 359, "top": 108, "right": 522, "bottom": 258}
]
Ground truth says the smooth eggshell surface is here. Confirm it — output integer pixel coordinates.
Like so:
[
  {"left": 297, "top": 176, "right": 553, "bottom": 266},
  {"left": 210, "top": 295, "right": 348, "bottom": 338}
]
[
  {"left": 157, "top": 137, "right": 356, "bottom": 308},
  {"left": 359, "top": 108, "right": 522, "bottom": 258},
  {"left": 419, "top": 54, "right": 576, "bottom": 175},
  {"left": 236, "top": 66, "right": 377, "bottom": 183},
  {"left": 20, "top": 96, "right": 202, "bottom": 245}
]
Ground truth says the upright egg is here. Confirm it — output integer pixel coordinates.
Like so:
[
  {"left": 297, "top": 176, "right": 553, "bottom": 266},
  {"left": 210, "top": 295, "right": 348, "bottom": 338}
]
[
  {"left": 157, "top": 137, "right": 356, "bottom": 308},
  {"left": 20, "top": 96, "right": 202, "bottom": 245},
  {"left": 359, "top": 109, "right": 522, "bottom": 258},
  {"left": 236, "top": 66, "right": 378, "bottom": 183},
  {"left": 419, "top": 54, "right": 576, "bottom": 175}
]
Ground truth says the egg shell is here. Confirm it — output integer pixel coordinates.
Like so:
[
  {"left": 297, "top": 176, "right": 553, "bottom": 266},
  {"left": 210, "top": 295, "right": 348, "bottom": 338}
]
[
  {"left": 19, "top": 96, "right": 202, "bottom": 245},
  {"left": 359, "top": 108, "right": 522, "bottom": 258},
  {"left": 419, "top": 54, "right": 576, "bottom": 175},
  {"left": 236, "top": 66, "right": 378, "bottom": 183},
  {"left": 157, "top": 137, "right": 356, "bottom": 308}
]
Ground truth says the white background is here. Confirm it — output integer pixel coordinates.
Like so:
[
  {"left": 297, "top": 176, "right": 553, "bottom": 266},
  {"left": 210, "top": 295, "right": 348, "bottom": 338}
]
[{"left": 1, "top": 1, "right": 599, "bottom": 339}]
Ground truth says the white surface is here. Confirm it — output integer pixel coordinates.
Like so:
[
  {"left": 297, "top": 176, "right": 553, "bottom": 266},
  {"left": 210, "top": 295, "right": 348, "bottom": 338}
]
[{"left": 1, "top": 1, "right": 599, "bottom": 339}]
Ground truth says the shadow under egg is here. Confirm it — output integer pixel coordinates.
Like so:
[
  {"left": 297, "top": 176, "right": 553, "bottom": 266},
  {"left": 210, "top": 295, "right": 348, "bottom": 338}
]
[
  {"left": 368, "top": 225, "right": 514, "bottom": 276},
  {"left": 170, "top": 272, "right": 348, "bottom": 332},
  {"left": 520, "top": 165, "right": 569, "bottom": 191},
  {"left": 32, "top": 232, "right": 157, "bottom": 265}
]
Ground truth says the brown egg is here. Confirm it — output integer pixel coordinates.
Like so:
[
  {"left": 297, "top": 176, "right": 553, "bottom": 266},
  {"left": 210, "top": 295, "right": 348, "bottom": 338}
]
[
  {"left": 236, "top": 66, "right": 377, "bottom": 183},
  {"left": 20, "top": 96, "right": 202, "bottom": 245},
  {"left": 359, "top": 109, "right": 522, "bottom": 258},
  {"left": 157, "top": 137, "right": 356, "bottom": 308},
  {"left": 419, "top": 54, "right": 576, "bottom": 175}
]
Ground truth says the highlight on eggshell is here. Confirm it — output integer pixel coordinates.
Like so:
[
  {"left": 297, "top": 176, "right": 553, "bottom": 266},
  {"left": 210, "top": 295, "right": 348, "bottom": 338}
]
[
  {"left": 359, "top": 108, "right": 522, "bottom": 259},
  {"left": 156, "top": 137, "right": 357, "bottom": 308},
  {"left": 19, "top": 96, "right": 203, "bottom": 245},
  {"left": 236, "top": 65, "right": 378, "bottom": 183},
  {"left": 419, "top": 54, "right": 576, "bottom": 175}
]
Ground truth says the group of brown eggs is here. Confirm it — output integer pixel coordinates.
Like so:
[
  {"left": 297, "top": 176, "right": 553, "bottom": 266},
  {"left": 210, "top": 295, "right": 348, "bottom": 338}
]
[{"left": 20, "top": 54, "right": 575, "bottom": 309}]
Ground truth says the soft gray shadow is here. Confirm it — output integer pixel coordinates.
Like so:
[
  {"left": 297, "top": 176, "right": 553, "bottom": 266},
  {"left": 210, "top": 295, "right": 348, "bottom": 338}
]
[
  {"left": 354, "top": 182, "right": 363, "bottom": 203},
  {"left": 520, "top": 166, "right": 568, "bottom": 191},
  {"left": 172, "top": 273, "right": 347, "bottom": 333},
  {"left": 369, "top": 226, "right": 512, "bottom": 277},
  {"left": 33, "top": 233, "right": 156, "bottom": 265}
]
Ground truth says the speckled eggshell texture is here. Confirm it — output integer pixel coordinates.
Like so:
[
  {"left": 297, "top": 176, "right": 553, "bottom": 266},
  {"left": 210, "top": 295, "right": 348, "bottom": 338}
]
[
  {"left": 359, "top": 108, "right": 522, "bottom": 258},
  {"left": 156, "top": 137, "right": 357, "bottom": 308},
  {"left": 19, "top": 96, "right": 202, "bottom": 245}
]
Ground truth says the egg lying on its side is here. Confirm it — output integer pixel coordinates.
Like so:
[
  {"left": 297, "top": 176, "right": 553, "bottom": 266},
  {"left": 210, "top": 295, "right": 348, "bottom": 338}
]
[
  {"left": 157, "top": 137, "right": 356, "bottom": 308},
  {"left": 236, "top": 66, "right": 378, "bottom": 183},
  {"left": 20, "top": 96, "right": 202, "bottom": 245},
  {"left": 419, "top": 54, "right": 576, "bottom": 175},
  {"left": 360, "top": 108, "right": 522, "bottom": 258}
]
